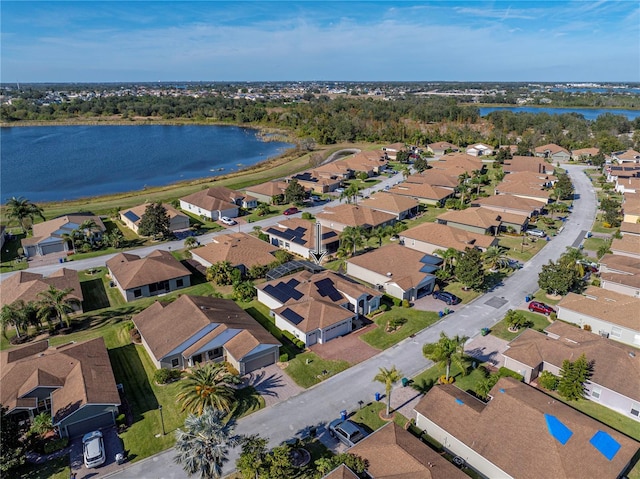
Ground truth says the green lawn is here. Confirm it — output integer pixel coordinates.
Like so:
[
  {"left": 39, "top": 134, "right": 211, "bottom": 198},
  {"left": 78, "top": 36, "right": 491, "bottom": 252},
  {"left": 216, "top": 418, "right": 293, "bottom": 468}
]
[
  {"left": 13, "top": 455, "right": 70, "bottom": 479},
  {"left": 591, "top": 221, "right": 617, "bottom": 234},
  {"left": 530, "top": 288, "right": 563, "bottom": 305},
  {"left": 349, "top": 400, "right": 409, "bottom": 432},
  {"left": 0, "top": 232, "right": 28, "bottom": 273},
  {"left": 582, "top": 236, "right": 606, "bottom": 252},
  {"left": 498, "top": 234, "right": 547, "bottom": 262},
  {"left": 284, "top": 352, "right": 350, "bottom": 388},
  {"left": 442, "top": 282, "right": 482, "bottom": 304},
  {"left": 411, "top": 363, "right": 489, "bottom": 397},
  {"left": 361, "top": 308, "right": 440, "bottom": 349},
  {"left": 489, "top": 311, "right": 552, "bottom": 341}
]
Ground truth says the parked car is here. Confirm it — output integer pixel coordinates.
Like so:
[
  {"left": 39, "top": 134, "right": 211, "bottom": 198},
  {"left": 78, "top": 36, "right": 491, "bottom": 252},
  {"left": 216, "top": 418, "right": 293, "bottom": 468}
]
[
  {"left": 328, "top": 418, "right": 368, "bottom": 447},
  {"left": 528, "top": 301, "right": 555, "bottom": 316},
  {"left": 508, "top": 259, "right": 523, "bottom": 269},
  {"left": 527, "top": 229, "right": 546, "bottom": 237},
  {"left": 83, "top": 431, "right": 106, "bottom": 468},
  {"left": 283, "top": 207, "right": 300, "bottom": 216},
  {"left": 432, "top": 290, "right": 461, "bottom": 305},
  {"left": 220, "top": 216, "right": 236, "bottom": 226},
  {"left": 334, "top": 188, "right": 345, "bottom": 194},
  {"left": 311, "top": 195, "right": 322, "bottom": 202}
]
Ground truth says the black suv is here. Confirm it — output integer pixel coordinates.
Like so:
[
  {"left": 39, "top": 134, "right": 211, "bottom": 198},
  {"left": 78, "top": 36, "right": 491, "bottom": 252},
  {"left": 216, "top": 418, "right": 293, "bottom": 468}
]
[{"left": 432, "top": 290, "right": 461, "bottom": 305}]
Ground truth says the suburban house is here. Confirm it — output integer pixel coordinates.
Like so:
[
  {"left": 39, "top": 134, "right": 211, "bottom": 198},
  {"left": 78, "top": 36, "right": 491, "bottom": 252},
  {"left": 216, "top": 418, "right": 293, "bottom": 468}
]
[
  {"left": 502, "top": 321, "right": 640, "bottom": 421},
  {"left": 556, "top": 286, "right": 640, "bottom": 347},
  {"left": 244, "top": 180, "right": 289, "bottom": 204},
  {"left": 387, "top": 182, "right": 455, "bottom": 206},
  {"left": 316, "top": 204, "right": 396, "bottom": 232},
  {"left": 1, "top": 338, "right": 120, "bottom": 438},
  {"left": 432, "top": 153, "right": 486, "bottom": 174},
  {"left": 611, "top": 235, "right": 640, "bottom": 259},
  {"left": 572, "top": 147, "right": 601, "bottom": 162},
  {"left": 466, "top": 143, "right": 494, "bottom": 157},
  {"left": 620, "top": 221, "right": 640, "bottom": 237},
  {"left": 358, "top": 192, "right": 419, "bottom": 220},
  {"left": 312, "top": 162, "right": 353, "bottom": 181},
  {"left": 382, "top": 142, "right": 408, "bottom": 160},
  {"left": 190, "top": 232, "right": 279, "bottom": 275},
  {"left": 133, "top": 295, "right": 280, "bottom": 374},
  {"left": 612, "top": 149, "right": 640, "bottom": 164},
  {"left": 494, "top": 173, "right": 553, "bottom": 204},
  {"left": 437, "top": 207, "right": 529, "bottom": 235},
  {"left": 21, "top": 214, "right": 105, "bottom": 258},
  {"left": 599, "top": 253, "right": 640, "bottom": 297},
  {"left": 471, "top": 194, "right": 544, "bottom": 217},
  {"left": 414, "top": 377, "right": 639, "bottom": 479},
  {"left": 1, "top": 268, "right": 83, "bottom": 311},
  {"left": 503, "top": 155, "right": 554, "bottom": 175},
  {"left": 534, "top": 143, "right": 571, "bottom": 162},
  {"left": 346, "top": 244, "right": 441, "bottom": 301},
  {"left": 427, "top": 141, "right": 460, "bottom": 156},
  {"left": 179, "top": 186, "right": 255, "bottom": 220},
  {"left": 400, "top": 222, "right": 498, "bottom": 255},
  {"left": 263, "top": 218, "right": 340, "bottom": 260},
  {"left": 615, "top": 177, "right": 640, "bottom": 194},
  {"left": 623, "top": 194, "right": 640, "bottom": 223},
  {"left": 256, "top": 270, "right": 381, "bottom": 347},
  {"left": 349, "top": 422, "right": 468, "bottom": 479},
  {"left": 404, "top": 171, "right": 459, "bottom": 190},
  {"left": 606, "top": 165, "right": 640, "bottom": 184},
  {"left": 339, "top": 150, "right": 389, "bottom": 176},
  {"left": 119, "top": 203, "right": 190, "bottom": 234},
  {"left": 290, "top": 171, "right": 341, "bottom": 194},
  {"left": 106, "top": 250, "right": 191, "bottom": 302}
]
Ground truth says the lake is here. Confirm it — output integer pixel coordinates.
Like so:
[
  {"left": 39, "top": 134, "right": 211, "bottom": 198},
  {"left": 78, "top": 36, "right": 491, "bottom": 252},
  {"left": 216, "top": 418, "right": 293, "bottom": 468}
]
[
  {"left": 1, "top": 125, "right": 293, "bottom": 203},
  {"left": 479, "top": 106, "right": 640, "bottom": 121}
]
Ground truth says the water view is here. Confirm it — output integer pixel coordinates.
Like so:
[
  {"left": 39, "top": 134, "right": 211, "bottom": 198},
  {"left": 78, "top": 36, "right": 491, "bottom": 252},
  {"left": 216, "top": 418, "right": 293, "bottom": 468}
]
[
  {"left": 479, "top": 106, "right": 640, "bottom": 121},
  {"left": 1, "top": 125, "right": 293, "bottom": 203}
]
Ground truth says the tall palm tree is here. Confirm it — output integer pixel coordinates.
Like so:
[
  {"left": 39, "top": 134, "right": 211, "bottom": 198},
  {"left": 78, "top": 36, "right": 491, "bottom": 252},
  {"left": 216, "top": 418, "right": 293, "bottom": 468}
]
[
  {"left": 457, "top": 172, "right": 470, "bottom": 205},
  {"left": 174, "top": 407, "right": 242, "bottom": 479},
  {"left": 36, "top": 286, "right": 80, "bottom": 328},
  {"left": 433, "top": 248, "right": 460, "bottom": 276},
  {"left": 177, "top": 363, "right": 241, "bottom": 415},
  {"left": 423, "top": 332, "right": 469, "bottom": 382},
  {"left": 373, "top": 366, "right": 403, "bottom": 417},
  {"left": 0, "top": 303, "right": 28, "bottom": 339},
  {"left": 370, "top": 226, "right": 386, "bottom": 247},
  {"left": 6, "top": 196, "right": 45, "bottom": 233},
  {"left": 483, "top": 246, "right": 510, "bottom": 272},
  {"left": 339, "top": 226, "right": 366, "bottom": 257}
]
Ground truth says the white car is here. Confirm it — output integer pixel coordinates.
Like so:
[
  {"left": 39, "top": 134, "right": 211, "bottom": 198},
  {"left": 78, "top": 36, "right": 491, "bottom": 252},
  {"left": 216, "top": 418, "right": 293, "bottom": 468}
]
[
  {"left": 220, "top": 216, "right": 236, "bottom": 226},
  {"left": 83, "top": 431, "right": 106, "bottom": 468},
  {"left": 527, "top": 229, "right": 546, "bottom": 237}
]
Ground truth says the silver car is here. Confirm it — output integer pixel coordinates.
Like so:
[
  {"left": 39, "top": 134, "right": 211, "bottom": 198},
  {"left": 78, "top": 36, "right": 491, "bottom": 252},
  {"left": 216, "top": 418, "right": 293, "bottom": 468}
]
[
  {"left": 527, "top": 229, "right": 546, "bottom": 237},
  {"left": 83, "top": 430, "right": 106, "bottom": 468},
  {"left": 220, "top": 216, "right": 237, "bottom": 226},
  {"left": 328, "top": 418, "right": 368, "bottom": 447}
]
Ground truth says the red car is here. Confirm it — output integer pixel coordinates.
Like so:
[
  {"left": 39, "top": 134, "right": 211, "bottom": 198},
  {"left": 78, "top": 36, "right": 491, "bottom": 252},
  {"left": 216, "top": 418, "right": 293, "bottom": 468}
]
[
  {"left": 283, "top": 207, "right": 300, "bottom": 216},
  {"left": 528, "top": 301, "right": 555, "bottom": 316}
]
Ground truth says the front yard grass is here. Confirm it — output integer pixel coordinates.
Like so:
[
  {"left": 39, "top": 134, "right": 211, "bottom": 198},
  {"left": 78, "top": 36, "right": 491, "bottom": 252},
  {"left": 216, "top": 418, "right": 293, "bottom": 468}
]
[
  {"left": 361, "top": 308, "right": 439, "bottom": 350},
  {"left": 350, "top": 400, "right": 408, "bottom": 431},
  {"left": 489, "top": 311, "right": 552, "bottom": 341},
  {"left": 284, "top": 352, "right": 350, "bottom": 388},
  {"left": 14, "top": 455, "right": 70, "bottom": 479},
  {"left": 582, "top": 236, "right": 606, "bottom": 252},
  {"left": 498, "top": 234, "right": 547, "bottom": 262},
  {"left": 411, "top": 363, "right": 489, "bottom": 397}
]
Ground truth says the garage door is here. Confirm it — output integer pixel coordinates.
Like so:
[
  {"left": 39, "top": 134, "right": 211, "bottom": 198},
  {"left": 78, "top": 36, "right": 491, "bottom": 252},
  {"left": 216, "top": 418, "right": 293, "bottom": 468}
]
[
  {"left": 41, "top": 242, "right": 65, "bottom": 256},
  {"left": 65, "top": 412, "right": 115, "bottom": 438},
  {"left": 243, "top": 350, "right": 276, "bottom": 374}
]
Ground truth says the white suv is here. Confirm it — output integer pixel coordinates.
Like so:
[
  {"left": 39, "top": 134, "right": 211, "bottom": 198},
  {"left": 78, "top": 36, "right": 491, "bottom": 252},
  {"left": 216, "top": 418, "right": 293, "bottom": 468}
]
[
  {"left": 527, "top": 229, "right": 546, "bottom": 237},
  {"left": 220, "top": 216, "right": 236, "bottom": 226},
  {"left": 83, "top": 431, "right": 106, "bottom": 468}
]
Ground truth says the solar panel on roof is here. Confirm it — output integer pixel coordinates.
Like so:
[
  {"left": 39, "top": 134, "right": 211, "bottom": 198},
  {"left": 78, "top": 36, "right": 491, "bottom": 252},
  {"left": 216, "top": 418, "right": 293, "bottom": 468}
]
[
  {"left": 544, "top": 414, "right": 573, "bottom": 445},
  {"left": 590, "top": 431, "right": 621, "bottom": 461},
  {"left": 124, "top": 211, "right": 141, "bottom": 223},
  {"left": 315, "top": 278, "right": 343, "bottom": 302},
  {"left": 281, "top": 308, "right": 305, "bottom": 325}
]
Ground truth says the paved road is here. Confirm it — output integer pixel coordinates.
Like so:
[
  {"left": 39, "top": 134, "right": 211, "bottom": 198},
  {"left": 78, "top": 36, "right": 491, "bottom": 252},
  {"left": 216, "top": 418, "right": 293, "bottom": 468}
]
[{"left": 102, "top": 165, "right": 596, "bottom": 478}]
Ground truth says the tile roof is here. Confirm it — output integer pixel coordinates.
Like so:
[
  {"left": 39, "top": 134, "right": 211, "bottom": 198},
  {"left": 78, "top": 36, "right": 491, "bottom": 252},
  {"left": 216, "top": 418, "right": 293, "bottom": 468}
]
[
  {"left": 611, "top": 235, "right": 640, "bottom": 257},
  {"left": 503, "top": 156, "right": 552, "bottom": 174},
  {"left": 503, "top": 322, "right": 640, "bottom": 401},
  {"left": 405, "top": 171, "right": 458, "bottom": 189},
  {"left": 495, "top": 179, "right": 552, "bottom": 201},
  {"left": 414, "top": 378, "right": 639, "bottom": 479},
  {"left": 119, "top": 203, "right": 186, "bottom": 225},
  {"left": 400, "top": 222, "right": 497, "bottom": 252},
  {"left": 615, "top": 149, "right": 640, "bottom": 162},
  {"left": 350, "top": 422, "right": 468, "bottom": 479},
  {"left": 316, "top": 204, "right": 396, "bottom": 229},
  {"left": 0, "top": 338, "right": 120, "bottom": 421},
  {"left": 1, "top": 268, "right": 83, "bottom": 307},
  {"left": 387, "top": 183, "right": 454, "bottom": 202},
  {"left": 106, "top": 250, "right": 190, "bottom": 290},
  {"left": 599, "top": 253, "right": 640, "bottom": 290},
  {"left": 244, "top": 180, "right": 288, "bottom": 197},
  {"left": 191, "top": 233, "right": 278, "bottom": 269},
  {"left": 572, "top": 148, "right": 601, "bottom": 157},
  {"left": 472, "top": 194, "right": 544, "bottom": 215},
  {"left": 620, "top": 221, "right": 640, "bottom": 235},
  {"left": 557, "top": 286, "right": 640, "bottom": 331},
  {"left": 359, "top": 192, "right": 419, "bottom": 214},
  {"left": 438, "top": 207, "right": 528, "bottom": 229},
  {"left": 274, "top": 298, "right": 354, "bottom": 332},
  {"left": 321, "top": 464, "right": 359, "bottom": 479},
  {"left": 535, "top": 143, "right": 570, "bottom": 155},
  {"left": 431, "top": 153, "right": 485, "bottom": 173},
  {"left": 180, "top": 186, "right": 243, "bottom": 211},
  {"left": 427, "top": 141, "right": 460, "bottom": 151}
]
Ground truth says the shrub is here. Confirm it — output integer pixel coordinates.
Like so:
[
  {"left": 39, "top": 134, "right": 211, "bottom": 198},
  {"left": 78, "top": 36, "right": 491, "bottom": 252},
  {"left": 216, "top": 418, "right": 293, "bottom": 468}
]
[
  {"left": 279, "top": 353, "right": 289, "bottom": 362},
  {"left": 538, "top": 371, "right": 559, "bottom": 391},
  {"left": 153, "top": 368, "right": 182, "bottom": 384},
  {"left": 439, "top": 375, "right": 454, "bottom": 384},
  {"left": 43, "top": 438, "right": 68, "bottom": 454},
  {"left": 497, "top": 367, "right": 524, "bottom": 382},
  {"left": 402, "top": 299, "right": 410, "bottom": 308},
  {"left": 379, "top": 304, "right": 388, "bottom": 312},
  {"left": 129, "top": 328, "right": 141, "bottom": 343},
  {"left": 550, "top": 312, "right": 557, "bottom": 321},
  {"left": 223, "top": 361, "right": 240, "bottom": 376},
  {"left": 116, "top": 414, "right": 126, "bottom": 426},
  {"left": 123, "top": 320, "right": 135, "bottom": 331},
  {"left": 301, "top": 212, "right": 314, "bottom": 220},
  {"left": 295, "top": 339, "right": 306, "bottom": 350},
  {"left": 583, "top": 324, "right": 592, "bottom": 332},
  {"left": 389, "top": 317, "right": 407, "bottom": 329},
  {"left": 591, "top": 278, "right": 601, "bottom": 287}
]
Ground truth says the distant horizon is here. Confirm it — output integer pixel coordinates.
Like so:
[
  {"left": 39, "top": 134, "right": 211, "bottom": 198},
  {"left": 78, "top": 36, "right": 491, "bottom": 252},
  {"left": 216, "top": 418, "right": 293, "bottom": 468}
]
[
  {"left": 3, "top": 80, "right": 640, "bottom": 85},
  {"left": 2, "top": 1, "right": 638, "bottom": 83}
]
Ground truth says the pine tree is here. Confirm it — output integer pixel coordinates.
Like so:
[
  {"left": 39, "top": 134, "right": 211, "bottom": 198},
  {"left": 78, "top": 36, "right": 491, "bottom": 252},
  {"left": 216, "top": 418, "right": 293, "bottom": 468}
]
[
  {"left": 455, "top": 247, "right": 485, "bottom": 291},
  {"left": 557, "top": 353, "right": 592, "bottom": 401},
  {"left": 138, "top": 203, "right": 170, "bottom": 238}
]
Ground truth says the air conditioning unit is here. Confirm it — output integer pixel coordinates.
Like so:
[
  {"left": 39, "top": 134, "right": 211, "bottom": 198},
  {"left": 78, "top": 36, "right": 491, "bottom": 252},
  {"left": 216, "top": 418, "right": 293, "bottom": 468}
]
[{"left": 599, "top": 331, "right": 609, "bottom": 338}]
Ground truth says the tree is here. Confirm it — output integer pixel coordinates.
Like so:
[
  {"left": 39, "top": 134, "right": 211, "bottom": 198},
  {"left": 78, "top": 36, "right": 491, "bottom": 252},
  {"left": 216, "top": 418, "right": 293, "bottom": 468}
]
[
  {"left": 184, "top": 236, "right": 199, "bottom": 249},
  {"left": 265, "top": 445, "right": 294, "bottom": 478},
  {"left": 504, "top": 309, "right": 533, "bottom": 331},
  {"left": 455, "top": 247, "right": 485, "bottom": 291},
  {"left": 538, "top": 259, "right": 580, "bottom": 296},
  {"left": 255, "top": 203, "right": 271, "bottom": 217},
  {"left": 236, "top": 434, "right": 268, "bottom": 479},
  {"left": 174, "top": 407, "right": 242, "bottom": 479},
  {"left": 0, "top": 405, "right": 25, "bottom": 474},
  {"left": 284, "top": 179, "right": 306, "bottom": 204},
  {"left": 232, "top": 280, "right": 256, "bottom": 302},
  {"left": 177, "top": 363, "right": 241, "bottom": 415},
  {"left": 434, "top": 247, "right": 460, "bottom": 278},
  {"left": 315, "top": 453, "right": 367, "bottom": 476},
  {"left": 272, "top": 250, "right": 293, "bottom": 265},
  {"left": 36, "top": 285, "right": 79, "bottom": 328},
  {"left": 0, "top": 303, "right": 28, "bottom": 339},
  {"left": 413, "top": 157, "right": 428, "bottom": 173},
  {"left": 138, "top": 203, "right": 171, "bottom": 238},
  {"left": 370, "top": 226, "right": 386, "bottom": 247},
  {"left": 207, "top": 261, "right": 241, "bottom": 286},
  {"left": 339, "top": 226, "right": 366, "bottom": 257},
  {"left": 557, "top": 353, "right": 593, "bottom": 401},
  {"left": 482, "top": 246, "right": 509, "bottom": 272},
  {"left": 103, "top": 229, "right": 125, "bottom": 248},
  {"left": 395, "top": 150, "right": 411, "bottom": 163},
  {"left": 30, "top": 412, "right": 53, "bottom": 436},
  {"left": 373, "top": 366, "right": 402, "bottom": 417},
  {"left": 341, "top": 183, "right": 361, "bottom": 204},
  {"left": 422, "top": 332, "right": 469, "bottom": 382},
  {"left": 5, "top": 196, "right": 45, "bottom": 232},
  {"left": 553, "top": 173, "right": 574, "bottom": 201},
  {"left": 457, "top": 172, "right": 471, "bottom": 204}
]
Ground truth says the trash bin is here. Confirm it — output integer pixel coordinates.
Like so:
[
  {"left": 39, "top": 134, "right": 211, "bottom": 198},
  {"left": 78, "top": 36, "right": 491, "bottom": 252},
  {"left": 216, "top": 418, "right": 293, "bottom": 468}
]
[
  {"left": 401, "top": 377, "right": 409, "bottom": 387},
  {"left": 525, "top": 296, "right": 530, "bottom": 302},
  {"left": 59, "top": 258, "right": 64, "bottom": 263},
  {"left": 438, "top": 311, "right": 444, "bottom": 318},
  {"left": 375, "top": 392, "right": 381, "bottom": 401},
  {"left": 340, "top": 410, "right": 347, "bottom": 420},
  {"left": 115, "top": 452, "right": 125, "bottom": 465}
]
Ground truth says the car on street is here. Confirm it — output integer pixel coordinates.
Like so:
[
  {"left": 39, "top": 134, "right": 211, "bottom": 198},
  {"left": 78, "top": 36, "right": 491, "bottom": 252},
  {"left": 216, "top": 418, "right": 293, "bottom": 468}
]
[
  {"left": 283, "top": 207, "right": 300, "bottom": 216},
  {"left": 527, "top": 229, "right": 546, "bottom": 237},
  {"left": 328, "top": 418, "right": 368, "bottom": 447},
  {"left": 508, "top": 259, "right": 523, "bottom": 269},
  {"left": 311, "top": 195, "right": 322, "bottom": 202},
  {"left": 220, "top": 216, "right": 237, "bottom": 226},
  {"left": 432, "top": 290, "right": 461, "bottom": 305},
  {"left": 83, "top": 431, "right": 106, "bottom": 468},
  {"left": 528, "top": 301, "right": 555, "bottom": 316},
  {"left": 334, "top": 188, "right": 345, "bottom": 194}
]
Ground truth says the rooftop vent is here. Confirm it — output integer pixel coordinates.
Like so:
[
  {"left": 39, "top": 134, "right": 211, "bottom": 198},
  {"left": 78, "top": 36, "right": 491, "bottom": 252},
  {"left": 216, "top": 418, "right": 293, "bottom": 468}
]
[{"left": 386, "top": 272, "right": 392, "bottom": 277}]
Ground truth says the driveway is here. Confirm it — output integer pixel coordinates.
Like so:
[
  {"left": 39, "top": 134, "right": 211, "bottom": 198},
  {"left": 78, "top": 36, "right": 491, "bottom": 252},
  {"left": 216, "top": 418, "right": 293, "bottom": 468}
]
[
  {"left": 243, "top": 363, "right": 303, "bottom": 408},
  {"left": 413, "top": 293, "right": 454, "bottom": 312},
  {"left": 310, "top": 323, "right": 380, "bottom": 365},
  {"left": 464, "top": 335, "right": 510, "bottom": 369},
  {"left": 70, "top": 426, "right": 126, "bottom": 479}
]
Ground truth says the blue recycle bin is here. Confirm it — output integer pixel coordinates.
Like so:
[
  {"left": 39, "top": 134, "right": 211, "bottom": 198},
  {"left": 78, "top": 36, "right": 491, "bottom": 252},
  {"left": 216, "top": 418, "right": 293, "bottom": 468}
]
[
  {"left": 438, "top": 311, "right": 444, "bottom": 318},
  {"left": 375, "top": 392, "right": 381, "bottom": 401},
  {"left": 525, "top": 296, "right": 531, "bottom": 302},
  {"left": 340, "top": 410, "right": 347, "bottom": 420}
]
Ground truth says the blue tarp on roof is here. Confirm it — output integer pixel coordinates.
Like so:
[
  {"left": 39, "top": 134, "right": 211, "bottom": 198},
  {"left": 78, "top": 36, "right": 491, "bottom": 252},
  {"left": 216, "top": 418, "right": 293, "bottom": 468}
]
[
  {"left": 544, "top": 414, "right": 573, "bottom": 445},
  {"left": 590, "top": 431, "right": 621, "bottom": 461}
]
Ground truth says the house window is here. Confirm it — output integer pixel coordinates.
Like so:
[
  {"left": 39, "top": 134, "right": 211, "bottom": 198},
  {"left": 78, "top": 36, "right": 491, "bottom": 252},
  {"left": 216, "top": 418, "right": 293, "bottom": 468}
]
[
  {"left": 176, "top": 279, "right": 184, "bottom": 288},
  {"left": 591, "top": 387, "right": 601, "bottom": 400},
  {"left": 133, "top": 289, "right": 142, "bottom": 298},
  {"left": 171, "top": 358, "right": 179, "bottom": 368},
  {"left": 611, "top": 326, "right": 622, "bottom": 339},
  {"left": 631, "top": 402, "right": 640, "bottom": 418}
]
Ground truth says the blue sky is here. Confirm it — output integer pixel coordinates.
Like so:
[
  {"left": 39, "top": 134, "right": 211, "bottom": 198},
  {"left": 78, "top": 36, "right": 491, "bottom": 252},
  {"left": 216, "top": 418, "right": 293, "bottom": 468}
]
[{"left": 1, "top": 1, "right": 638, "bottom": 83}]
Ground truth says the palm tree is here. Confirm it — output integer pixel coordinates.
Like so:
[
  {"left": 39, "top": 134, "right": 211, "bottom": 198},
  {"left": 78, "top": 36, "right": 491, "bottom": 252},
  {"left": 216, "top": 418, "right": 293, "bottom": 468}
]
[
  {"left": 6, "top": 196, "right": 45, "bottom": 233},
  {"left": 483, "top": 246, "right": 510, "bottom": 272},
  {"left": 373, "top": 366, "right": 403, "bottom": 417},
  {"left": 0, "top": 303, "right": 28, "bottom": 339},
  {"left": 339, "top": 226, "right": 366, "bottom": 257},
  {"left": 457, "top": 172, "right": 470, "bottom": 204},
  {"left": 434, "top": 248, "right": 460, "bottom": 276},
  {"left": 36, "top": 286, "right": 79, "bottom": 328},
  {"left": 177, "top": 363, "right": 241, "bottom": 415},
  {"left": 423, "top": 332, "right": 469, "bottom": 382},
  {"left": 401, "top": 166, "right": 411, "bottom": 180},
  {"left": 370, "top": 226, "right": 386, "bottom": 247},
  {"left": 174, "top": 407, "right": 242, "bottom": 479},
  {"left": 184, "top": 236, "right": 199, "bottom": 249}
]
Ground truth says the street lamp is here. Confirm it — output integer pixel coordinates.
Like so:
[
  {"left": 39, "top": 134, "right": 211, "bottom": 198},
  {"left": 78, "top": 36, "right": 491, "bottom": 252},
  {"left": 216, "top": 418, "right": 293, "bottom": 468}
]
[{"left": 158, "top": 405, "right": 165, "bottom": 436}]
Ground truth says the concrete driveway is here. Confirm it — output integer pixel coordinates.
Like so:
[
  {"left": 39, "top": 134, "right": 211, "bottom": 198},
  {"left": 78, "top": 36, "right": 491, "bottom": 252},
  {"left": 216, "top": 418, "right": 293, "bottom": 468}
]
[
  {"left": 244, "top": 363, "right": 303, "bottom": 408},
  {"left": 70, "top": 426, "right": 126, "bottom": 479},
  {"left": 464, "top": 335, "right": 510, "bottom": 369}
]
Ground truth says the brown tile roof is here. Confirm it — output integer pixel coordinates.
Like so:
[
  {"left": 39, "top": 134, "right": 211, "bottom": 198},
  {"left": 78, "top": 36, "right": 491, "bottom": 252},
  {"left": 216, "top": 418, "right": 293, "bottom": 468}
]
[
  {"left": 180, "top": 186, "right": 243, "bottom": 211},
  {"left": 350, "top": 422, "right": 468, "bottom": 479},
  {"left": 191, "top": 233, "right": 278, "bottom": 269},
  {"left": 504, "top": 322, "right": 640, "bottom": 401},
  {"left": 359, "top": 192, "right": 419, "bottom": 215},
  {"left": 599, "top": 253, "right": 640, "bottom": 289},
  {"left": 405, "top": 171, "right": 458, "bottom": 189},
  {"left": 23, "top": 214, "right": 106, "bottom": 247},
  {"left": 431, "top": 153, "right": 485, "bottom": 173},
  {"left": 572, "top": 147, "right": 600, "bottom": 157},
  {"left": 438, "top": 207, "right": 527, "bottom": 229},
  {"left": 620, "top": 221, "right": 640, "bottom": 235},
  {"left": 347, "top": 244, "right": 439, "bottom": 291},
  {"left": 615, "top": 149, "right": 640, "bottom": 162},
  {"left": 119, "top": 203, "right": 186, "bottom": 225},
  {"left": 106, "top": 250, "right": 190, "bottom": 290},
  {"left": 400, "top": 222, "right": 497, "bottom": 252},
  {"left": 263, "top": 218, "right": 340, "bottom": 248},
  {"left": 611, "top": 235, "right": 640, "bottom": 257},
  {"left": 535, "top": 143, "right": 569, "bottom": 155},
  {"left": 501, "top": 170, "right": 558, "bottom": 184},
  {"left": 427, "top": 141, "right": 459, "bottom": 151},
  {"left": 132, "top": 295, "right": 279, "bottom": 362},
  {"left": 557, "top": 286, "right": 640, "bottom": 331},
  {"left": 274, "top": 298, "right": 354, "bottom": 332},
  {"left": 387, "top": 183, "right": 454, "bottom": 202},
  {"left": 384, "top": 142, "right": 407, "bottom": 152},
  {"left": 0, "top": 338, "right": 120, "bottom": 421},
  {"left": 244, "top": 180, "right": 288, "bottom": 197},
  {"left": 322, "top": 464, "right": 359, "bottom": 479},
  {"left": 1, "top": 268, "right": 83, "bottom": 307},
  {"left": 415, "top": 378, "right": 639, "bottom": 479},
  {"left": 316, "top": 204, "right": 396, "bottom": 229},
  {"left": 504, "top": 156, "right": 552, "bottom": 174},
  {"left": 472, "top": 194, "right": 544, "bottom": 215},
  {"left": 339, "top": 151, "right": 388, "bottom": 173},
  {"left": 494, "top": 179, "right": 552, "bottom": 202}
]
